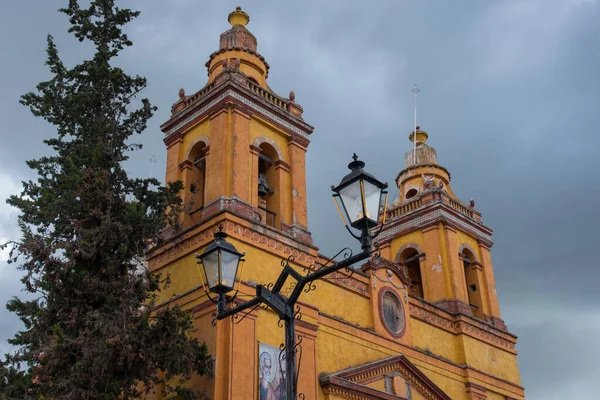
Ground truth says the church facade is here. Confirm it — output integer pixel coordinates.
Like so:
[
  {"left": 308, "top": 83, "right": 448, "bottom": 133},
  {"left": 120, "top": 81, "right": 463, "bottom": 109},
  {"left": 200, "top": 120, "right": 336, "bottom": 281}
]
[{"left": 146, "top": 7, "right": 524, "bottom": 400}]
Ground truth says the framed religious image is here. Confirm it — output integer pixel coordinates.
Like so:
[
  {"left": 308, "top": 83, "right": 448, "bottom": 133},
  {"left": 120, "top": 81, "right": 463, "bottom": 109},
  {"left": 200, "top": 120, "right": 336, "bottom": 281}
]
[{"left": 258, "top": 342, "right": 287, "bottom": 400}]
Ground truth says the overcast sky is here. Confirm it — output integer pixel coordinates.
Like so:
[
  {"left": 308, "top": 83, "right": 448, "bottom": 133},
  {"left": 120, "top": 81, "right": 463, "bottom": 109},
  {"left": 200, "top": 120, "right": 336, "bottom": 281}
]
[{"left": 1, "top": 0, "right": 599, "bottom": 398}]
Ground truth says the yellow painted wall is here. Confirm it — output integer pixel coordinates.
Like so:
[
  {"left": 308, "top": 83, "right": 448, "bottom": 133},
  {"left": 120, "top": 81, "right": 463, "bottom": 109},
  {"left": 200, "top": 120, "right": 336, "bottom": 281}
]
[
  {"left": 181, "top": 119, "right": 211, "bottom": 161},
  {"left": 411, "top": 318, "right": 465, "bottom": 365},
  {"left": 366, "top": 378, "right": 386, "bottom": 392},
  {"left": 208, "top": 50, "right": 268, "bottom": 87},
  {"left": 390, "top": 230, "right": 424, "bottom": 260},
  {"left": 411, "top": 360, "right": 469, "bottom": 400},
  {"left": 462, "top": 335, "right": 521, "bottom": 384}
]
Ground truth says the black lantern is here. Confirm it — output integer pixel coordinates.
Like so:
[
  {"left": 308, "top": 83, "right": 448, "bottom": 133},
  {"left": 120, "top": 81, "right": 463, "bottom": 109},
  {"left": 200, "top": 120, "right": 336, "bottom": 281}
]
[
  {"left": 332, "top": 154, "right": 388, "bottom": 231},
  {"left": 196, "top": 225, "right": 244, "bottom": 294}
]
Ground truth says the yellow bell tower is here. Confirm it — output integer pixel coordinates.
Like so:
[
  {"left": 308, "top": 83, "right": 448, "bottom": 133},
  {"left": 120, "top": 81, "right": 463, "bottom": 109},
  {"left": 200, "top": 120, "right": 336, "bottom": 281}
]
[
  {"left": 377, "top": 126, "right": 505, "bottom": 329},
  {"left": 161, "top": 6, "right": 313, "bottom": 243}
]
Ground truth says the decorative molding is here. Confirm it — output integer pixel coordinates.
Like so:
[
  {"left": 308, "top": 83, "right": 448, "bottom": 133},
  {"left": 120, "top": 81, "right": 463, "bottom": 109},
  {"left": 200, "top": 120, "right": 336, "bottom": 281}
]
[
  {"left": 395, "top": 242, "right": 426, "bottom": 262},
  {"left": 163, "top": 85, "right": 312, "bottom": 140},
  {"left": 179, "top": 159, "right": 193, "bottom": 170},
  {"left": 379, "top": 206, "right": 493, "bottom": 245},
  {"left": 274, "top": 159, "right": 291, "bottom": 172},
  {"left": 364, "top": 257, "right": 412, "bottom": 287},
  {"left": 465, "top": 382, "right": 488, "bottom": 400},
  {"left": 459, "top": 243, "right": 480, "bottom": 262},
  {"left": 372, "top": 270, "right": 409, "bottom": 299},
  {"left": 146, "top": 216, "right": 369, "bottom": 297},
  {"left": 408, "top": 298, "right": 517, "bottom": 352},
  {"left": 321, "top": 355, "right": 452, "bottom": 400},
  {"left": 183, "top": 136, "right": 210, "bottom": 160},
  {"left": 253, "top": 136, "right": 285, "bottom": 161}
]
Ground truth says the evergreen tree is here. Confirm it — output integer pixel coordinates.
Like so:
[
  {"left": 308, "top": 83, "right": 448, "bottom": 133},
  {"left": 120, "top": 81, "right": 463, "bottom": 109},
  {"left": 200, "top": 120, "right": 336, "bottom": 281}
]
[{"left": 0, "top": 1, "right": 213, "bottom": 398}]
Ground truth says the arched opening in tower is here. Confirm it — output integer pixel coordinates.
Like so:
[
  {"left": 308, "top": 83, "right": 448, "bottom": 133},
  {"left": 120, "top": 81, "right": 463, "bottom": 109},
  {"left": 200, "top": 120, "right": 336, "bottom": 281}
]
[
  {"left": 399, "top": 248, "right": 424, "bottom": 299},
  {"left": 257, "top": 143, "right": 280, "bottom": 228},
  {"left": 187, "top": 141, "right": 207, "bottom": 217},
  {"left": 462, "top": 248, "right": 484, "bottom": 320}
]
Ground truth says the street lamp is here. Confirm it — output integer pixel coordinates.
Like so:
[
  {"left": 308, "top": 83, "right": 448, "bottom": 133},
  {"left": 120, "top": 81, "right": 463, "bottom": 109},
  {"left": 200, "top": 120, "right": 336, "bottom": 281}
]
[
  {"left": 196, "top": 226, "right": 245, "bottom": 313},
  {"left": 196, "top": 154, "right": 387, "bottom": 400},
  {"left": 332, "top": 153, "right": 388, "bottom": 250}
]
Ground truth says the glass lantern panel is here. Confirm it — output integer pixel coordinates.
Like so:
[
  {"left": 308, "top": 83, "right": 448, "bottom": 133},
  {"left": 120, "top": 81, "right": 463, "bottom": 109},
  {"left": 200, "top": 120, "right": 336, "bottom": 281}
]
[
  {"left": 220, "top": 250, "right": 240, "bottom": 289},
  {"left": 339, "top": 181, "right": 363, "bottom": 224},
  {"left": 202, "top": 251, "right": 220, "bottom": 289},
  {"left": 363, "top": 179, "right": 382, "bottom": 224}
]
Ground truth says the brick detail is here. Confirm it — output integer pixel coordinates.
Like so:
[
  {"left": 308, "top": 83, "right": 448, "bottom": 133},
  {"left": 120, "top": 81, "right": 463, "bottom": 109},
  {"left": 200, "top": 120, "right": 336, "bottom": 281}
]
[{"left": 465, "top": 382, "right": 487, "bottom": 400}]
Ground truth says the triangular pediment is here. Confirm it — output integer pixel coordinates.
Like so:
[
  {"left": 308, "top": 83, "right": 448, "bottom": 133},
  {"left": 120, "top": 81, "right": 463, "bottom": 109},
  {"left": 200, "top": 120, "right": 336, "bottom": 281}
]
[{"left": 320, "top": 355, "right": 451, "bottom": 400}]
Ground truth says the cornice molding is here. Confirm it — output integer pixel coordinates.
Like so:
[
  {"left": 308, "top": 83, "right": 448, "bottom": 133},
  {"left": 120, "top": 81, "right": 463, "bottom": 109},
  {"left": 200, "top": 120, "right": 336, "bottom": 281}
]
[
  {"left": 162, "top": 80, "right": 313, "bottom": 143},
  {"left": 321, "top": 354, "right": 452, "bottom": 400},
  {"left": 408, "top": 298, "right": 517, "bottom": 352},
  {"left": 379, "top": 202, "right": 494, "bottom": 247},
  {"left": 146, "top": 213, "right": 370, "bottom": 298}
]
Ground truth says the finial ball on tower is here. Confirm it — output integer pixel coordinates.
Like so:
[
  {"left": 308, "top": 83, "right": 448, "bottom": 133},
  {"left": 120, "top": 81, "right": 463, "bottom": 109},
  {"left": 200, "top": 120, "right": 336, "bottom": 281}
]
[
  {"left": 178, "top": 88, "right": 185, "bottom": 98},
  {"left": 228, "top": 6, "right": 250, "bottom": 27}
]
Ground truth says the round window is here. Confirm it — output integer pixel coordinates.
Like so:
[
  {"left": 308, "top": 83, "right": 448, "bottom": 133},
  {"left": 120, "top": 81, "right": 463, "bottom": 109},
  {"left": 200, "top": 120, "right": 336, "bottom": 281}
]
[
  {"left": 381, "top": 290, "right": 405, "bottom": 336},
  {"left": 405, "top": 188, "right": 419, "bottom": 200}
]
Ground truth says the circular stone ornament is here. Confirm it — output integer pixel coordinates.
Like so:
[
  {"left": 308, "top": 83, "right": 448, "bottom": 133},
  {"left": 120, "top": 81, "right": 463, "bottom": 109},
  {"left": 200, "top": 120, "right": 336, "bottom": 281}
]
[{"left": 380, "top": 289, "right": 406, "bottom": 337}]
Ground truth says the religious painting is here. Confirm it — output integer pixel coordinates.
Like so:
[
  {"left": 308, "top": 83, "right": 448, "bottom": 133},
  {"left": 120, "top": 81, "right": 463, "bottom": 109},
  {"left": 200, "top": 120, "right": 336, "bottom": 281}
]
[{"left": 258, "top": 342, "right": 287, "bottom": 400}]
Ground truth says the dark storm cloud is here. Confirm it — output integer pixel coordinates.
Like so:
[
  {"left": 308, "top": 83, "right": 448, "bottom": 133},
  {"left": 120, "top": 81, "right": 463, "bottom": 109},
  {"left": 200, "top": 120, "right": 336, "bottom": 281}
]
[{"left": 1, "top": 1, "right": 599, "bottom": 398}]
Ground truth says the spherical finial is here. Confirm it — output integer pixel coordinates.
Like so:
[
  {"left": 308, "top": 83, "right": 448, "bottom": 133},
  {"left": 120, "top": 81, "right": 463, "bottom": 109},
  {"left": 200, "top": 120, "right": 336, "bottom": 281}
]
[
  {"left": 352, "top": 153, "right": 358, "bottom": 162},
  {"left": 416, "top": 125, "right": 420, "bottom": 131},
  {"left": 178, "top": 88, "right": 185, "bottom": 99},
  {"left": 228, "top": 6, "right": 250, "bottom": 27},
  {"left": 469, "top": 198, "right": 475, "bottom": 208},
  {"left": 289, "top": 91, "right": 296, "bottom": 101}
]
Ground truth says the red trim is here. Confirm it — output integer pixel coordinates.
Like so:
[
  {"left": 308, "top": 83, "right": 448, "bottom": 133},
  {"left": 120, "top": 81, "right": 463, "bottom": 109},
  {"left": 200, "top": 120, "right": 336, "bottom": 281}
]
[{"left": 321, "top": 376, "right": 408, "bottom": 400}]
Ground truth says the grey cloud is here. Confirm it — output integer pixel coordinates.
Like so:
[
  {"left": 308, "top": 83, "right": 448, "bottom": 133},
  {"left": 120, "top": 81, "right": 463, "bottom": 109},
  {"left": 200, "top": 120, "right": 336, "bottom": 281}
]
[{"left": 1, "top": 0, "right": 599, "bottom": 398}]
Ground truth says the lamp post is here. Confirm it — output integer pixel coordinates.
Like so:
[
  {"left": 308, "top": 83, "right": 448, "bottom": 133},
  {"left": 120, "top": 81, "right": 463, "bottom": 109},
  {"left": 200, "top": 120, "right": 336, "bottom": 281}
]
[{"left": 196, "top": 154, "right": 387, "bottom": 400}]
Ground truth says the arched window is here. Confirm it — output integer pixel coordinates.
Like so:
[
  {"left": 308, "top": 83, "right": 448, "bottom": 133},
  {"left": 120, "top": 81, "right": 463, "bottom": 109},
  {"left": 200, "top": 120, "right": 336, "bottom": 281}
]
[
  {"left": 462, "top": 248, "right": 484, "bottom": 319},
  {"left": 186, "top": 141, "right": 207, "bottom": 216},
  {"left": 257, "top": 143, "right": 279, "bottom": 228},
  {"left": 399, "top": 248, "right": 424, "bottom": 299}
]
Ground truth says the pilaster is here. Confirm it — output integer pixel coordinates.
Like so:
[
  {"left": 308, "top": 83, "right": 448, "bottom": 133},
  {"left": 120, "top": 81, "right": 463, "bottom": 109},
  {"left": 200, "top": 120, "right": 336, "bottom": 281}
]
[
  {"left": 231, "top": 305, "right": 259, "bottom": 400},
  {"left": 165, "top": 135, "right": 183, "bottom": 185},
  {"left": 275, "top": 160, "right": 291, "bottom": 226},
  {"left": 443, "top": 224, "right": 468, "bottom": 302},
  {"left": 478, "top": 241, "right": 505, "bottom": 329},
  {"left": 288, "top": 140, "right": 308, "bottom": 228},
  {"left": 421, "top": 224, "right": 448, "bottom": 303},
  {"left": 249, "top": 145, "right": 261, "bottom": 208},
  {"left": 214, "top": 314, "right": 233, "bottom": 400},
  {"left": 206, "top": 108, "right": 231, "bottom": 203},
  {"left": 230, "top": 107, "right": 251, "bottom": 203}
]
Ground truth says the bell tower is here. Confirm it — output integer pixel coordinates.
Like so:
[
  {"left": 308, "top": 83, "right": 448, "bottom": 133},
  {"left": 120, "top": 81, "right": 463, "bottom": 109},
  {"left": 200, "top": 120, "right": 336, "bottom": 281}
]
[
  {"left": 377, "top": 126, "right": 506, "bottom": 329},
  {"left": 160, "top": 6, "right": 313, "bottom": 243}
]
